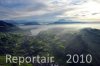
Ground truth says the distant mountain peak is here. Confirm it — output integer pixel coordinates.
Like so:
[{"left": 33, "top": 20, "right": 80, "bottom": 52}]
[
  {"left": 51, "top": 19, "right": 79, "bottom": 24},
  {"left": 56, "top": 19, "right": 67, "bottom": 22}
]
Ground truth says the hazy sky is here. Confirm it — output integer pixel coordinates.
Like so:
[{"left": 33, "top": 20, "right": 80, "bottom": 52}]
[{"left": 0, "top": 0, "right": 100, "bottom": 22}]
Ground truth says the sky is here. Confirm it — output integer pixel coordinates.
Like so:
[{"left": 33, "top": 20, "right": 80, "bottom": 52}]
[{"left": 0, "top": 0, "right": 100, "bottom": 22}]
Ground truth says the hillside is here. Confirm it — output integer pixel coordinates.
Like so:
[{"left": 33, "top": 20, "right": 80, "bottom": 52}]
[
  {"left": 0, "top": 20, "right": 19, "bottom": 32},
  {"left": 37, "top": 28, "right": 100, "bottom": 66}
]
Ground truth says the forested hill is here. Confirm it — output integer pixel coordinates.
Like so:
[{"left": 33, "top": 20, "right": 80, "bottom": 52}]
[
  {"left": 0, "top": 27, "right": 100, "bottom": 66},
  {"left": 37, "top": 28, "right": 100, "bottom": 66},
  {"left": 0, "top": 20, "right": 19, "bottom": 32}
]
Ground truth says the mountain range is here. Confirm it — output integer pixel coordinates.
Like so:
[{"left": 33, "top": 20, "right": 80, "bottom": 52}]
[
  {"left": 51, "top": 19, "right": 100, "bottom": 24},
  {"left": 3, "top": 19, "right": 100, "bottom": 25}
]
